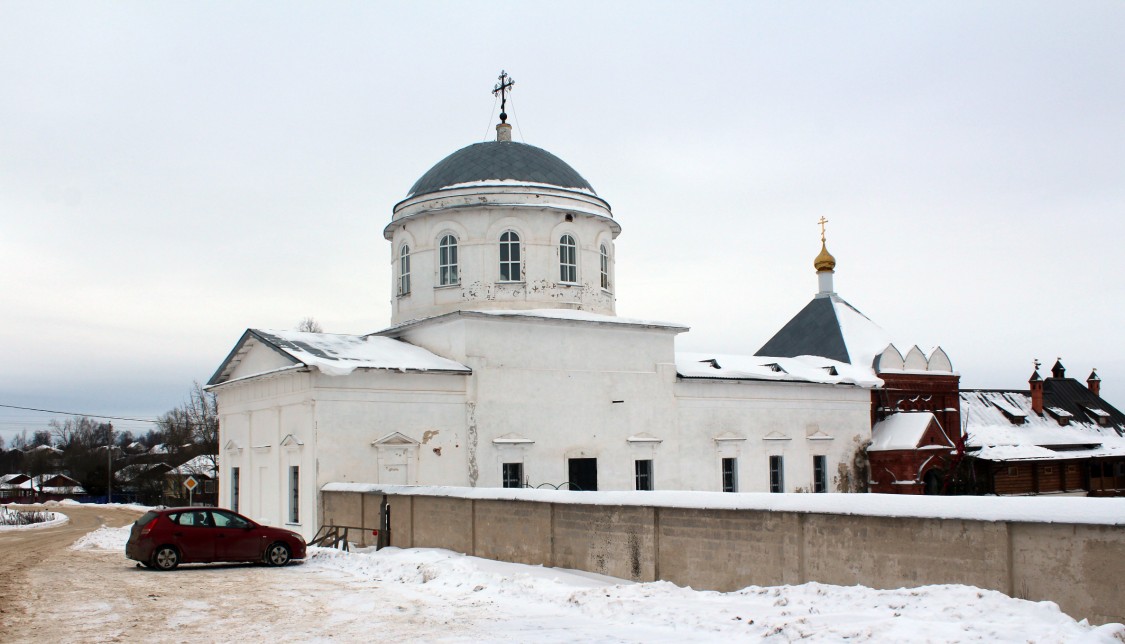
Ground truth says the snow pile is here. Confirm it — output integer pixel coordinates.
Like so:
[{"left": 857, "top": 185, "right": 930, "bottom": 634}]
[
  {"left": 0, "top": 507, "right": 68, "bottom": 531},
  {"left": 299, "top": 546, "right": 1124, "bottom": 642},
  {"left": 71, "top": 524, "right": 133, "bottom": 550}
]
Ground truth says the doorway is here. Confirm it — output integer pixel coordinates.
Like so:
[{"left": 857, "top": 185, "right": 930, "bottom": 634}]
[{"left": 568, "top": 458, "right": 598, "bottom": 491}]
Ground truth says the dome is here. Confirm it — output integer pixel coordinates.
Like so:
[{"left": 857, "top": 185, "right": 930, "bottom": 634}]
[
  {"left": 408, "top": 141, "right": 596, "bottom": 197},
  {"left": 814, "top": 241, "right": 836, "bottom": 272}
]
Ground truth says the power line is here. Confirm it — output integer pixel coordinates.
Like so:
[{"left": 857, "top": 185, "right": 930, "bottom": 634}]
[{"left": 0, "top": 403, "right": 158, "bottom": 424}]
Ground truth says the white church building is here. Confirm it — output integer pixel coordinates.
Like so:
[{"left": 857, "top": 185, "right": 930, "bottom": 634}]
[{"left": 207, "top": 116, "right": 898, "bottom": 539}]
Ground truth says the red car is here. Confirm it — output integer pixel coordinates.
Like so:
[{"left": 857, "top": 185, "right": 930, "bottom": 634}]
[{"left": 126, "top": 507, "right": 306, "bottom": 570}]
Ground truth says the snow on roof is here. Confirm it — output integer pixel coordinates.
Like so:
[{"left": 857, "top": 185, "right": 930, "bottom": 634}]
[
  {"left": 255, "top": 329, "right": 471, "bottom": 377},
  {"left": 1085, "top": 407, "right": 1111, "bottom": 419},
  {"left": 1046, "top": 406, "right": 1074, "bottom": 419},
  {"left": 320, "top": 483, "right": 1125, "bottom": 526},
  {"left": 962, "top": 390, "right": 1125, "bottom": 453},
  {"left": 869, "top": 413, "right": 950, "bottom": 451},
  {"left": 676, "top": 352, "right": 882, "bottom": 388},
  {"left": 832, "top": 297, "right": 894, "bottom": 370},
  {"left": 419, "top": 179, "right": 599, "bottom": 197},
  {"left": 987, "top": 395, "right": 1027, "bottom": 420},
  {"left": 468, "top": 308, "right": 687, "bottom": 330},
  {"left": 972, "top": 444, "right": 1075, "bottom": 462},
  {"left": 169, "top": 455, "right": 218, "bottom": 476}
]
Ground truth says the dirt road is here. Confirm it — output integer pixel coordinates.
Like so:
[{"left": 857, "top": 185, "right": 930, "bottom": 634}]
[
  {"left": 0, "top": 505, "right": 143, "bottom": 628},
  {"left": 0, "top": 505, "right": 496, "bottom": 643}
]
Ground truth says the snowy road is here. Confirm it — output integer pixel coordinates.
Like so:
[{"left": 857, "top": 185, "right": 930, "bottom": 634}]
[{"left": 1, "top": 504, "right": 1122, "bottom": 643}]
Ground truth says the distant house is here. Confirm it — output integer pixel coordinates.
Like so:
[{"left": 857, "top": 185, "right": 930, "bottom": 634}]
[
  {"left": 961, "top": 360, "right": 1125, "bottom": 496},
  {"left": 0, "top": 473, "right": 32, "bottom": 500},
  {"left": 1, "top": 473, "right": 87, "bottom": 501},
  {"left": 117, "top": 453, "right": 218, "bottom": 506}
]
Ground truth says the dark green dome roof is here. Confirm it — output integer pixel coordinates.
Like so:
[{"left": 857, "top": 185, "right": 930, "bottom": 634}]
[{"left": 408, "top": 141, "right": 596, "bottom": 197}]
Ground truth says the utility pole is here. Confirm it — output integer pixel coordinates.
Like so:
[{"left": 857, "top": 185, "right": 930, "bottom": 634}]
[{"left": 106, "top": 422, "right": 113, "bottom": 504}]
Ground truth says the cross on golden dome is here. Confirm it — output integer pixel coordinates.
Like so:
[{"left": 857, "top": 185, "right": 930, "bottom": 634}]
[{"left": 814, "top": 217, "right": 836, "bottom": 272}]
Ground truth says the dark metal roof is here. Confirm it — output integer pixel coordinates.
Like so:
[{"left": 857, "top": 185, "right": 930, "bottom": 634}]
[
  {"left": 755, "top": 297, "right": 851, "bottom": 364},
  {"left": 1043, "top": 378, "right": 1125, "bottom": 432},
  {"left": 408, "top": 141, "right": 595, "bottom": 197}
]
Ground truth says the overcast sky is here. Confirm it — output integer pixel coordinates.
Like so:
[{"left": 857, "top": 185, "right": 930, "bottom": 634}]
[{"left": 2, "top": 2, "right": 1123, "bottom": 442}]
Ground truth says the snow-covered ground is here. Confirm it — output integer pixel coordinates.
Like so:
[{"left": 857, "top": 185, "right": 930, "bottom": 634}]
[
  {"left": 71, "top": 523, "right": 1125, "bottom": 642},
  {"left": 0, "top": 507, "right": 67, "bottom": 531}
]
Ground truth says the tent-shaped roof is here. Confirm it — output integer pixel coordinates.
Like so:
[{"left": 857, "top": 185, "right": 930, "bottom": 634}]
[{"left": 756, "top": 295, "right": 892, "bottom": 369}]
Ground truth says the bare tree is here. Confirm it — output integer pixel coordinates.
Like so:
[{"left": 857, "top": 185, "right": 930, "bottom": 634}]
[{"left": 296, "top": 317, "right": 323, "bottom": 333}]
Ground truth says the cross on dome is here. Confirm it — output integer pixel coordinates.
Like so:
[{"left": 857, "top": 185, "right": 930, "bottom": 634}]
[
  {"left": 814, "top": 217, "right": 836, "bottom": 273},
  {"left": 493, "top": 70, "right": 515, "bottom": 123}
]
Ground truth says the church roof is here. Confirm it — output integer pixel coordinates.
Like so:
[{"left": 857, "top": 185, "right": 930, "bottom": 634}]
[
  {"left": 676, "top": 352, "right": 882, "bottom": 388},
  {"left": 755, "top": 295, "right": 892, "bottom": 369},
  {"left": 208, "top": 329, "right": 471, "bottom": 385},
  {"left": 407, "top": 141, "right": 596, "bottom": 197}
]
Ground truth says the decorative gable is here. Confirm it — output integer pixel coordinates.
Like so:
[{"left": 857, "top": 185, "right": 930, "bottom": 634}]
[{"left": 371, "top": 432, "right": 420, "bottom": 447}]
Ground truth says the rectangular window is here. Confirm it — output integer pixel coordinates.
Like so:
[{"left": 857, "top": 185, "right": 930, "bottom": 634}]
[
  {"left": 559, "top": 235, "right": 577, "bottom": 283},
  {"left": 813, "top": 455, "right": 827, "bottom": 493},
  {"left": 231, "top": 467, "right": 240, "bottom": 513},
  {"left": 721, "top": 457, "right": 737, "bottom": 492},
  {"left": 600, "top": 244, "right": 609, "bottom": 290},
  {"left": 635, "top": 459, "right": 653, "bottom": 491},
  {"left": 288, "top": 466, "right": 299, "bottom": 524},
  {"left": 439, "top": 236, "right": 458, "bottom": 286},
  {"left": 500, "top": 232, "right": 521, "bottom": 282},
  {"left": 399, "top": 247, "right": 411, "bottom": 295},
  {"left": 502, "top": 462, "right": 523, "bottom": 489},
  {"left": 1007, "top": 466, "right": 1019, "bottom": 477},
  {"left": 769, "top": 455, "right": 784, "bottom": 493}
]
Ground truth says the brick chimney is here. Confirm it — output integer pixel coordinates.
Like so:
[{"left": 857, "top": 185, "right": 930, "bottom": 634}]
[
  {"left": 1029, "top": 366, "right": 1044, "bottom": 416},
  {"left": 1087, "top": 369, "right": 1101, "bottom": 397}
]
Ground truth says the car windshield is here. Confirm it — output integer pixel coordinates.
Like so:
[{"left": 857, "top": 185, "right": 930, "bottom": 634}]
[{"left": 136, "top": 510, "right": 160, "bottom": 526}]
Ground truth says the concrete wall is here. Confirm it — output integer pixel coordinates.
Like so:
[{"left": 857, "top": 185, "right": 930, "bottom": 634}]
[{"left": 322, "top": 490, "right": 1125, "bottom": 626}]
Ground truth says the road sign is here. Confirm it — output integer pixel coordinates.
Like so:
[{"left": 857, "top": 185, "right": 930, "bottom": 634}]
[{"left": 183, "top": 476, "right": 198, "bottom": 491}]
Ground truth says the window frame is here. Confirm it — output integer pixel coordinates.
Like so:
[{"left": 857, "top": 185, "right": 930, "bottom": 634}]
[
  {"left": 600, "top": 243, "right": 610, "bottom": 290},
  {"left": 438, "top": 234, "right": 459, "bottom": 286},
  {"left": 813, "top": 455, "right": 827, "bottom": 493},
  {"left": 230, "top": 467, "right": 240, "bottom": 514},
  {"left": 502, "top": 462, "right": 524, "bottom": 489},
  {"left": 769, "top": 455, "right": 784, "bottom": 493},
  {"left": 499, "top": 231, "right": 522, "bottom": 282},
  {"left": 399, "top": 244, "right": 411, "bottom": 295},
  {"left": 721, "top": 457, "right": 737, "bottom": 493},
  {"left": 559, "top": 234, "right": 577, "bottom": 284},
  {"left": 635, "top": 459, "right": 654, "bottom": 491},
  {"left": 288, "top": 465, "right": 300, "bottom": 524}
]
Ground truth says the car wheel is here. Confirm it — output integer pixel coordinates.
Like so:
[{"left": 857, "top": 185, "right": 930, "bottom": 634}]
[
  {"left": 152, "top": 546, "right": 179, "bottom": 570},
  {"left": 265, "top": 542, "right": 291, "bottom": 567}
]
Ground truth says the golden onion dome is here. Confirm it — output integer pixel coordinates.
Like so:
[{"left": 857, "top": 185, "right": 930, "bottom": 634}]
[{"left": 814, "top": 241, "right": 836, "bottom": 272}]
